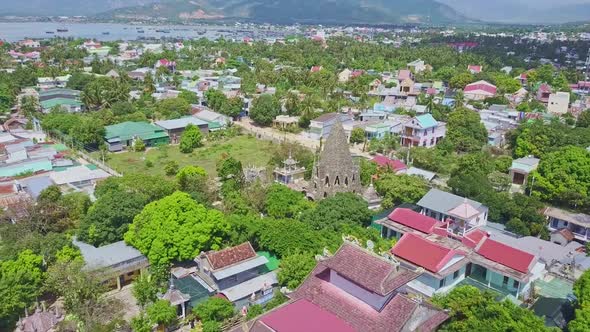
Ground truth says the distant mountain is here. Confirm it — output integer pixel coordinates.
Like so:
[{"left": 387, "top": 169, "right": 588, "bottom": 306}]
[
  {"left": 0, "top": 0, "right": 160, "bottom": 17},
  {"left": 96, "top": 0, "right": 471, "bottom": 25},
  {"left": 438, "top": 0, "right": 590, "bottom": 24}
]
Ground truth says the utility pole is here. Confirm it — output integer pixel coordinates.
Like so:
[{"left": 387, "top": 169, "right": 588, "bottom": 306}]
[{"left": 529, "top": 175, "right": 535, "bottom": 197}]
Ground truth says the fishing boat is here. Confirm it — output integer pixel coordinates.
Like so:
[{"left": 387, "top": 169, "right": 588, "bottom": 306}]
[
  {"left": 137, "top": 30, "right": 145, "bottom": 34},
  {"left": 102, "top": 32, "right": 110, "bottom": 35},
  {"left": 45, "top": 31, "right": 55, "bottom": 34},
  {"left": 57, "top": 27, "right": 68, "bottom": 32}
]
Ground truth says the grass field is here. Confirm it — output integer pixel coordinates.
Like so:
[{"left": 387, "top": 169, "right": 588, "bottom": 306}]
[{"left": 98, "top": 135, "right": 275, "bottom": 177}]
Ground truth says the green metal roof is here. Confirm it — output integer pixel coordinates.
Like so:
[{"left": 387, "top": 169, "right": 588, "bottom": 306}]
[
  {"left": 174, "top": 276, "right": 212, "bottom": 308},
  {"left": 104, "top": 121, "right": 169, "bottom": 142},
  {"left": 257, "top": 251, "right": 280, "bottom": 273},
  {"left": 40, "top": 98, "right": 83, "bottom": 109}
]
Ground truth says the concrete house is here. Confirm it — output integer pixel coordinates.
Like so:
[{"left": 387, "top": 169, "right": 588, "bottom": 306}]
[
  {"left": 417, "top": 188, "right": 489, "bottom": 229},
  {"left": 545, "top": 207, "right": 590, "bottom": 244},
  {"left": 377, "top": 206, "right": 545, "bottom": 300},
  {"left": 308, "top": 113, "right": 353, "bottom": 140},
  {"left": 509, "top": 156, "right": 540, "bottom": 186},
  {"left": 400, "top": 114, "right": 446, "bottom": 148},
  {"left": 192, "top": 242, "right": 277, "bottom": 307},
  {"left": 547, "top": 92, "right": 570, "bottom": 115},
  {"left": 464, "top": 81, "right": 497, "bottom": 101}
]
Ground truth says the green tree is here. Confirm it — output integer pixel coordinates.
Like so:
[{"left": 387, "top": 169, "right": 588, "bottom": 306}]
[
  {"left": 220, "top": 97, "right": 243, "bottom": 119},
  {"left": 147, "top": 300, "right": 177, "bottom": 329},
  {"left": 202, "top": 321, "right": 221, "bottom": 332},
  {"left": 577, "top": 110, "right": 590, "bottom": 128},
  {"left": 264, "top": 184, "right": 312, "bottom": 219},
  {"left": 433, "top": 285, "right": 553, "bottom": 332},
  {"left": 78, "top": 190, "right": 147, "bottom": 246},
  {"left": 445, "top": 108, "right": 488, "bottom": 153},
  {"left": 301, "top": 193, "right": 371, "bottom": 231},
  {"left": 278, "top": 252, "right": 316, "bottom": 289},
  {"left": 375, "top": 174, "right": 429, "bottom": 209},
  {"left": 194, "top": 297, "right": 234, "bottom": 323},
  {"left": 164, "top": 161, "right": 179, "bottom": 176},
  {"left": 531, "top": 146, "right": 590, "bottom": 210},
  {"left": 132, "top": 274, "right": 158, "bottom": 309},
  {"left": 205, "top": 89, "right": 227, "bottom": 113},
  {"left": 349, "top": 127, "right": 365, "bottom": 144},
  {"left": 246, "top": 305, "right": 264, "bottom": 320},
  {"left": 250, "top": 94, "right": 280, "bottom": 126},
  {"left": 0, "top": 250, "right": 44, "bottom": 328},
  {"left": 131, "top": 313, "right": 152, "bottom": 332},
  {"left": 44, "top": 260, "right": 124, "bottom": 331},
  {"left": 155, "top": 98, "right": 190, "bottom": 119},
  {"left": 178, "top": 90, "right": 198, "bottom": 104},
  {"left": 134, "top": 138, "right": 146, "bottom": 152},
  {"left": 71, "top": 117, "right": 105, "bottom": 147},
  {"left": 179, "top": 124, "right": 203, "bottom": 153},
  {"left": 449, "top": 72, "right": 474, "bottom": 89},
  {"left": 124, "top": 192, "right": 229, "bottom": 264}
]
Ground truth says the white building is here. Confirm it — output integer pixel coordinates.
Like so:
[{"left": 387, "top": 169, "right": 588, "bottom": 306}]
[{"left": 547, "top": 92, "right": 570, "bottom": 115}]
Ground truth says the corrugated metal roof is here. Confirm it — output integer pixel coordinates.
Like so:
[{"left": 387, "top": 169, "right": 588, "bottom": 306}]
[
  {"left": 417, "top": 188, "right": 486, "bottom": 215},
  {"left": 155, "top": 117, "right": 208, "bottom": 130}
]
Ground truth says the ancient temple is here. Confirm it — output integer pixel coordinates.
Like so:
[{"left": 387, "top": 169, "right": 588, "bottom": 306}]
[{"left": 309, "top": 120, "right": 361, "bottom": 200}]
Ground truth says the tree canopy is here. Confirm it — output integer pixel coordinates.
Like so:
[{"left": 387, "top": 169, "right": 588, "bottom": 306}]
[
  {"left": 124, "top": 192, "right": 229, "bottom": 264},
  {"left": 433, "top": 285, "right": 554, "bottom": 332},
  {"left": 249, "top": 94, "right": 280, "bottom": 126},
  {"left": 531, "top": 146, "right": 590, "bottom": 211},
  {"left": 444, "top": 108, "right": 488, "bottom": 153}
]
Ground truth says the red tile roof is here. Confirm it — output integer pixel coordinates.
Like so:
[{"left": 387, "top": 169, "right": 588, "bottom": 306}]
[
  {"left": 258, "top": 299, "right": 355, "bottom": 332},
  {"left": 205, "top": 242, "right": 257, "bottom": 270},
  {"left": 388, "top": 208, "right": 441, "bottom": 234},
  {"left": 322, "top": 243, "right": 419, "bottom": 296},
  {"left": 290, "top": 263, "right": 448, "bottom": 332},
  {"left": 462, "top": 228, "right": 489, "bottom": 248},
  {"left": 371, "top": 155, "right": 407, "bottom": 172},
  {"left": 464, "top": 81, "right": 497, "bottom": 95},
  {"left": 468, "top": 65, "right": 482, "bottom": 73},
  {"left": 476, "top": 239, "right": 535, "bottom": 274},
  {"left": 392, "top": 234, "right": 460, "bottom": 273}
]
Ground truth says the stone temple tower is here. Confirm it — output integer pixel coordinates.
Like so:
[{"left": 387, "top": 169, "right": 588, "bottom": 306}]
[{"left": 310, "top": 120, "right": 361, "bottom": 200}]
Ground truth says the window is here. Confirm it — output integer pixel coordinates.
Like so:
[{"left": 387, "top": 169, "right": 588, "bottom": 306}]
[
  {"left": 325, "top": 176, "right": 329, "bottom": 186},
  {"left": 513, "top": 280, "right": 520, "bottom": 289},
  {"left": 432, "top": 127, "right": 435, "bottom": 133},
  {"left": 439, "top": 278, "right": 445, "bottom": 288},
  {"left": 334, "top": 176, "right": 340, "bottom": 186},
  {"left": 503, "top": 276, "right": 509, "bottom": 285},
  {"left": 550, "top": 219, "right": 559, "bottom": 228},
  {"left": 453, "top": 270, "right": 459, "bottom": 279},
  {"left": 344, "top": 177, "right": 349, "bottom": 187}
]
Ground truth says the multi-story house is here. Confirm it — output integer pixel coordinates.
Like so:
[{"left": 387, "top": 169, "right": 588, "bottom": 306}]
[
  {"left": 376, "top": 204, "right": 545, "bottom": 300},
  {"left": 400, "top": 114, "right": 446, "bottom": 148},
  {"left": 545, "top": 207, "right": 590, "bottom": 244},
  {"left": 193, "top": 242, "right": 277, "bottom": 308}
]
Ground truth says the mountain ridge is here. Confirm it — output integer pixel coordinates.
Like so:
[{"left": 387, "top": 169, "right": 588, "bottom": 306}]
[{"left": 95, "top": 0, "right": 471, "bottom": 25}]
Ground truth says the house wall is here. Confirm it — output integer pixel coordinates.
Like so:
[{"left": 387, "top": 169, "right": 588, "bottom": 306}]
[
  {"left": 550, "top": 232, "right": 569, "bottom": 246},
  {"left": 407, "top": 266, "right": 466, "bottom": 297},
  {"left": 329, "top": 269, "right": 393, "bottom": 310}
]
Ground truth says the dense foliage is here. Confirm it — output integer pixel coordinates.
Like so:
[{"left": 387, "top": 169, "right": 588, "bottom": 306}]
[{"left": 124, "top": 191, "right": 229, "bottom": 264}]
